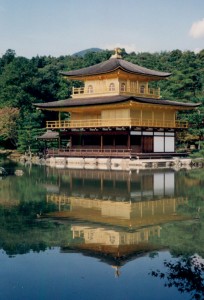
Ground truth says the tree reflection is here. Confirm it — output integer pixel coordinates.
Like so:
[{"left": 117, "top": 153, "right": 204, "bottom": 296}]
[
  {"left": 150, "top": 255, "right": 204, "bottom": 299},
  {"left": 0, "top": 200, "right": 61, "bottom": 256}
]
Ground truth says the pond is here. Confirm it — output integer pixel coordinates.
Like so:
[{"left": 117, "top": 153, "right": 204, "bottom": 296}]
[{"left": 0, "top": 160, "right": 204, "bottom": 300}]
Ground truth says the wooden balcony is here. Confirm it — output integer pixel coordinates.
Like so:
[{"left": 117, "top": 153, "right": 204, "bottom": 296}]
[
  {"left": 72, "top": 86, "right": 160, "bottom": 99},
  {"left": 46, "top": 148, "right": 188, "bottom": 159},
  {"left": 46, "top": 118, "right": 188, "bottom": 129}
]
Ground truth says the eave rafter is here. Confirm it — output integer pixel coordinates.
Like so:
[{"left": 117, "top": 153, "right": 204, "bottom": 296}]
[
  {"left": 63, "top": 69, "right": 168, "bottom": 83},
  {"left": 37, "top": 99, "right": 197, "bottom": 114}
]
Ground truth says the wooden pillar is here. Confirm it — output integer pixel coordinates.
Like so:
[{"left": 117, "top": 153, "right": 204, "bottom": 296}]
[
  {"left": 101, "top": 135, "right": 103, "bottom": 151},
  {"left": 127, "top": 176, "right": 131, "bottom": 194},
  {"left": 145, "top": 82, "right": 148, "bottom": 94},
  {"left": 174, "top": 111, "right": 176, "bottom": 127},
  {"left": 152, "top": 111, "right": 155, "bottom": 127},
  {"left": 152, "top": 202, "right": 154, "bottom": 215},
  {"left": 140, "top": 202, "right": 143, "bottom": 218},
  {"left": 127, "top": 79, "right": 130, "bottom": 92},
  {"left": 58, "top": 112, "right": 61, "bottom": 126},
  {"left": 173, "top": 198, "right": 176, "bottom": 213},
  {"left": 127, "top": 133, "right": 131, "bottom": 149},
  {"left": 70, "top": 175, "right": 73, "bottom": 191},
  {"left": 58, "top": 197, "right": 61, "bottom": 212},
  {"left": 100, "top": 177, "right": 103, "bottom": 192},
  {"left": 70, "top": 136, "right": 72, "bottom": 149},
  {"left": 140, "top": 109, "right": 142, "bottom": 126},
  {"left": 113, "top": 136, "right": 115, "bottom": 149}
]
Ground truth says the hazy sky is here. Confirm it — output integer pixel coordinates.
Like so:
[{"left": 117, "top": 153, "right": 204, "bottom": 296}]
[{"left": 1, "top": 0, "right": 204, "bottom": 58}]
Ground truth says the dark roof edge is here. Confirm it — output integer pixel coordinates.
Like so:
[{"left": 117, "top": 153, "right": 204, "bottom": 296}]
[
  {"left": 33, "top": 96, "right": 201, "bottom": 109},
  {"left": 59, "top": 57, "right": 171, "bottom": 78},
  {"left": 60, "top": 67, "right": 171, "bottom": 78}
]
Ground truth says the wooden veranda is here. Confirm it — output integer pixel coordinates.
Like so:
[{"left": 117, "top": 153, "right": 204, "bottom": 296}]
[{"left": 46, "top": 148, "right": 187, "bottom": 159}]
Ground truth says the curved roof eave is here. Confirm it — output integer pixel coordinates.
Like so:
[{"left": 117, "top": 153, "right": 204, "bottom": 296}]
[
  {"left": 61, "top": 66, "right": 171, "bottom": 79},
  {"left": 60, "top": 58, "right": 171, "bottom": 79},
  {"left": 33, "top": 95, "right": 200, "bottom": 110}
]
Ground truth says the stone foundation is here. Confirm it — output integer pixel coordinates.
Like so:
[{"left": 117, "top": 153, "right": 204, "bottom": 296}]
[{"left": 44, "top": 156, "right": 193, "bottom": 170}]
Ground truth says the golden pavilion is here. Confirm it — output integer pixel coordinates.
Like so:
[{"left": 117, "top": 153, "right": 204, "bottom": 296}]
[{"left": 35, "top": 48, "right": 199, "bottom": 158}]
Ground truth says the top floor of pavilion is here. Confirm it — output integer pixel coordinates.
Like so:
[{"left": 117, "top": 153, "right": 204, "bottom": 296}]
[{"left": 60, "top": 48, "right": 171, "bottom": 100}]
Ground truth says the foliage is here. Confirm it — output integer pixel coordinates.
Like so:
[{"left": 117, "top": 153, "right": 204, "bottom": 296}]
[
  {"left": 150, "top": 255, "right": 204, "bottom": 299},
  {"left": 190, "top": 142, "right": 204, "bottom": 158},
  {"left": 0, "top": 107, "right": 19, "bottom": 147},
  {"left": 0, "top": 202, "right": 73, "bottom": 256},
  {"left": 17, "top": 110, "right": 45, "bottom": 153}
]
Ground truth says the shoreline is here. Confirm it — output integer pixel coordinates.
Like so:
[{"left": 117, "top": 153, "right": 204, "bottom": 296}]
[
  {"left": 19, "top": 155, "right": 204, "bottom": 170},
  {"left": 2, "top": 150, "right": 203, "bottom": 170}
]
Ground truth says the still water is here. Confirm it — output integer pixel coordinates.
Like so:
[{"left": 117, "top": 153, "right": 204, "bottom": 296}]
[{"left": 0, "top": 160, "right": 204, "bottom": 300}]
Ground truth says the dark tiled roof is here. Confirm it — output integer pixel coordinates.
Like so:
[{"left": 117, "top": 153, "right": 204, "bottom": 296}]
[
  {"left": 37, "top": 130, "right": 59, "bottom": 140},
  {"left": 34, "top": 95, "right": 200, "bottom": 109},
  {"left": 60, "top": 58, "right": 171, "bottom": 78}
]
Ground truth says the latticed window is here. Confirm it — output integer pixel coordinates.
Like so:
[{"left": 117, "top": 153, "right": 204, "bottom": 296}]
[
  {"left": 109, "top": 83, "right": 115, "bottom": 91},
  {"left": 121, "top": 82, "right": 126, "bottom": 92},
  {"left": 109, "top": 235, "right": 116, "bottom": 244},
  {"left": 140, "top": 85, "right": 145, "bottom": 94},
  {"left": 87, "top": 85, "right": 93, "bottom": 93}
]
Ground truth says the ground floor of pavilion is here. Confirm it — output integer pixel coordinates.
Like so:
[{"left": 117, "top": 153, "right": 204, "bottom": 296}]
[{"left": 41, "top": 128, "right": 187, "bottom": 159}]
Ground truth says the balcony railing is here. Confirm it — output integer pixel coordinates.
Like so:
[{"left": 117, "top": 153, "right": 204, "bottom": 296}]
[
  {"left": 46, "top": 148, "right": 188, "bottom": 159},
  {"left": 46, "top": 118, "right": 188, "bottom": 129},
  {"left": 72, "top": 86, "right": 160, "bottom": 99}
]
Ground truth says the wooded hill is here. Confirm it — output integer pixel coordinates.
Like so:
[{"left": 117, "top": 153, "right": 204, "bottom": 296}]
[{"left": 0, "top": 48, "right": 203, "bottom": 154}]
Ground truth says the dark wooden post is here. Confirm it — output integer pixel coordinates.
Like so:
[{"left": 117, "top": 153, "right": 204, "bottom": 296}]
[
  {"left": 127, "top": 133, "right": 131, "bottom": 149},
  {"left": 58, "top": 136, "right": 61, "bottom": 150},
  {"left": 70, "top": 175, "right": 73, "bottom": 191},
  {"left": 101, "top": 135, "right": 103, "bottom": 151},
  {"left": 100, "top": 177, "right": 103, "bottom": 192}
]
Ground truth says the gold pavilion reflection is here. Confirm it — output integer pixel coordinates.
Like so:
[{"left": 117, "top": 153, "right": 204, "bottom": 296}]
[{"left": 44, "top": 169, "right": 189, "bottom": 271}]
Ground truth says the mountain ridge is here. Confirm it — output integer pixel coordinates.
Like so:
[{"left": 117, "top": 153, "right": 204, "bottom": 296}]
[{"left": 72, "top": 48, "right": 103, "bottom": 57}]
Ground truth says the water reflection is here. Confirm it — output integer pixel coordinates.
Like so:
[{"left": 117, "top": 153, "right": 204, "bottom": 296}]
[
  {"left": 42, "top": 169, "right": 191, "bottom": 267},
  {"left": 0, "top": 167, "right": 202, "bottom": 254},
  {"left": 150, "top": 255, "right": 204, "bottom": 299},
  {"left": 0, "top": 163, "right": 204, "bottom": 299}
]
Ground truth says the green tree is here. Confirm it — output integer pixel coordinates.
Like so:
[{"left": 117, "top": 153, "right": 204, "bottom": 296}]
[
  {"left": 17, "top": 110, "right": 45, "bottom": 153},
  {"left": 0, "top": 49, "right": 16, "bottom": 71},
  {"left": 0, "top": 107, "right": 19, "bottom": 147}
]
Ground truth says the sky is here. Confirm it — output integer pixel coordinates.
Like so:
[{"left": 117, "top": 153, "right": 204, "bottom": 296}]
[{"left": 0, "top": 0, "right": 204, "bottom": 58}]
